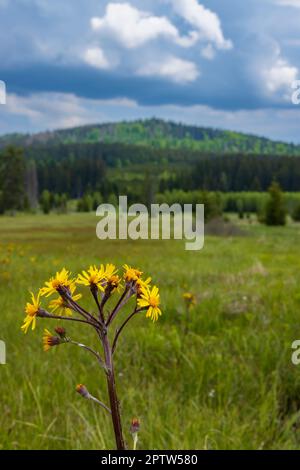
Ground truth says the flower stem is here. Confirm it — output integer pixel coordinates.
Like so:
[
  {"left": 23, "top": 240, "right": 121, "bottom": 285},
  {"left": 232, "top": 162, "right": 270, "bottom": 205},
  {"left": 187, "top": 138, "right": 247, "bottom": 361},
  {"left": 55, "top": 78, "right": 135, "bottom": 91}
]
[{"left": 102, "top": 333, "right": 126, "bottom": 450}]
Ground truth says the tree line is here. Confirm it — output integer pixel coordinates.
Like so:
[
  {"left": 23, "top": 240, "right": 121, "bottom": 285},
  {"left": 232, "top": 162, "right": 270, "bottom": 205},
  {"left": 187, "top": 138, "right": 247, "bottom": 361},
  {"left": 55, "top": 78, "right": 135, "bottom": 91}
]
[{"left": 1, "top": 144, "right": 300, "bottom": 221}]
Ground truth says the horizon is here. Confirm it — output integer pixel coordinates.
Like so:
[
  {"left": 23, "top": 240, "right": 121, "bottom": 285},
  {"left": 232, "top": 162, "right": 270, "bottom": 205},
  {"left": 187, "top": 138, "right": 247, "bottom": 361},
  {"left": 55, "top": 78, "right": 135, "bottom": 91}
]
[{"left": 0, "top": 116, "right": 298, "bottom": 147}]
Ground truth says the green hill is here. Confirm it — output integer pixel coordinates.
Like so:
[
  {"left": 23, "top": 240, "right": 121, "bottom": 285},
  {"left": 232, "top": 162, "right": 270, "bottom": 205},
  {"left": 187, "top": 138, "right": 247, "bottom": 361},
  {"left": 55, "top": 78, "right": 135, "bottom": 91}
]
[{"left": 0, "top": 118, "right": 299, "bottom": 155}]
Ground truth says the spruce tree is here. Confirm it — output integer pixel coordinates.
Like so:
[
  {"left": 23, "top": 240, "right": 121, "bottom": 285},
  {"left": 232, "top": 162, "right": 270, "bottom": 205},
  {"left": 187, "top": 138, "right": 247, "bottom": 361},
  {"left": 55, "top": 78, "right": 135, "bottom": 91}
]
[
  {"left": 0, "top": 146, "right": 25, "bottom": 212},
  {"left": 264, "top": 181, "right": 286, "bottom": 226}
]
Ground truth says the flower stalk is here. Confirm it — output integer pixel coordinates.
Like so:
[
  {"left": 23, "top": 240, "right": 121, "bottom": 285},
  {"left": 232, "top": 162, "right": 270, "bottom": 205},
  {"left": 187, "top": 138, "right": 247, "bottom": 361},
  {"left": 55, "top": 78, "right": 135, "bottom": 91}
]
[{"left": 22, "top": 265, "right": 162, "bottom": 450}]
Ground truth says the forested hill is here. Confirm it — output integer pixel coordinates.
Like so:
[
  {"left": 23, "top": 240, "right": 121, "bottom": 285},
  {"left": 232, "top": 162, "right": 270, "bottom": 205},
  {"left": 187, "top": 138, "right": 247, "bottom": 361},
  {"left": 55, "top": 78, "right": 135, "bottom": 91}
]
[{"left": 0, "top": 119, "right": 299, "bottom": 155}]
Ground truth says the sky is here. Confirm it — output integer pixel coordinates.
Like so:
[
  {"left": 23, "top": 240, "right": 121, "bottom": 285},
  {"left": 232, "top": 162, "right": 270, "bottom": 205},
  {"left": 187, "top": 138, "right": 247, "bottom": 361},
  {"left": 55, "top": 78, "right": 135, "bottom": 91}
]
[{"left": 0, "top": 0, "right": 300, "bottom": 142}]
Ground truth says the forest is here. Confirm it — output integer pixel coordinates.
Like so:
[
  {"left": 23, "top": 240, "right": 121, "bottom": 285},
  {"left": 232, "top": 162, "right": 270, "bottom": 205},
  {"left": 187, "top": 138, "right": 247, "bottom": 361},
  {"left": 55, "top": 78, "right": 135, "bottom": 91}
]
[{"left": 1, "top": 119, "right": 300, "bottom": 220}]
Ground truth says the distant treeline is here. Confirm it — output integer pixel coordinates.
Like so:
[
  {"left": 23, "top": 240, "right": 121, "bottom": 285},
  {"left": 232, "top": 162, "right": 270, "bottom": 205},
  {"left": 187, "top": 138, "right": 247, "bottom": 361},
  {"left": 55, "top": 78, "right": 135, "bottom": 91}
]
[
  {"left": 22, "top": 142, "right": 300, "bottom": 195},
  {"left": 1, "top": 143, "right": 300, "bottom": 215},
  {"left": 156, "top": 190, "right": 300, "bottom": 215}
]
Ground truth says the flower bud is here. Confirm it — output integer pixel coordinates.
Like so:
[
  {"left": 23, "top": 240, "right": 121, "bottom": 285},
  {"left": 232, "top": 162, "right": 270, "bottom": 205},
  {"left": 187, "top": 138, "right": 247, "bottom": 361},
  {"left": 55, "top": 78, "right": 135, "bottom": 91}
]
[
  {"left": 76, "top": 384, "right": 90, "bottom": 399},
  {"left": 55, "top": 326, "right": 66, "bottom": 338},
  {"left": 130, "top": 417, "right": 140, "bottom": 434}
]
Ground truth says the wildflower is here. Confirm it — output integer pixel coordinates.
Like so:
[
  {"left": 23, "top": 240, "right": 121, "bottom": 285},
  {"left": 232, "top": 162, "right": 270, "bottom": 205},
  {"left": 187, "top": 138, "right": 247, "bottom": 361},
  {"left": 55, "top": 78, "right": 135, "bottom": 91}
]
[
  {"left": 76, "top": 265, "right": 105, "bottom": 290},
  {"left": 136, "top": 277, "right": 151, "bottom": 296},
  {"left": 43, "top": 329, "right": 62, "bottom": 352},
  {"left": 137, "top": 285, "right": 162, "bottom": 322},
  {"left": 40, "top": 268, "right": 73, "bottom": 297},
  {"left": 21, "top": 292, "right": 42, "bottom": 333},
  {"left": 76, "top": 384, "right": 90, "bottom": 399},
  {"left": 106, "top": 274, "right": 121, "bottom": 294},
  {"left": 183, "top": 292, "right": 196, "bottom": 309},
  {"left": 123, "top": 264, "right": 142, "bottom": 283},
  {"left": 102, "top": 263, "right": 118, "bottom": 280},
  {"left": 49, "top": 284, "right": 81, "bottom": 316}
]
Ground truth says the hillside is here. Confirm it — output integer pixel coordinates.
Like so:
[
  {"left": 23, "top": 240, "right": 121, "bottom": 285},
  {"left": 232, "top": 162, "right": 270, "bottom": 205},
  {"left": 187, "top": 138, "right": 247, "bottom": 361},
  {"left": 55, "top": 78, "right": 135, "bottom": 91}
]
[{"left": 0, "top": 119, "right": 300, "bottom": 155}]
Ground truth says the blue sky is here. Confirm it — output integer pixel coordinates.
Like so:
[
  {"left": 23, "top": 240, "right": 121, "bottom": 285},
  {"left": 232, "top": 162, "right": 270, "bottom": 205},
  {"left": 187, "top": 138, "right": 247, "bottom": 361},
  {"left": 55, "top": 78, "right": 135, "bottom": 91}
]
[{"left": 1, "top": 0, "right": 300, "bottom": 141}]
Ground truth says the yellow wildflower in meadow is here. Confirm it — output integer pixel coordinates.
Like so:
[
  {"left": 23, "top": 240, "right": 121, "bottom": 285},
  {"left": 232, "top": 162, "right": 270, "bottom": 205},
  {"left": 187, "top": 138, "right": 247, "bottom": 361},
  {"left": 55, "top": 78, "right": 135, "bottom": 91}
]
[
  {"left": 22, "top": 262, "right": 162, "bottom": 450},
  {"left": 76, "top": 265, "right": 105, "bottom": 289},
  {"left": 49, "top": 284, "right": 81, "bottom": 316},
  {"left": 40, "top": 268, "right": 73, "bottom": 297},
  {"left": 183, "top": 292, "right": 196, "bottom": 309},
  {"left": 21, "top": 292, "right": 42, "bottom": 333},
  {"left": 43, "top": 329, "right": 61, "bottom": 352},
  {"left": 138, "top": 285, "right": 162, "bottom": 322},
  {"left": 123, "top": 264, "right": 142, "bottom": 283}
]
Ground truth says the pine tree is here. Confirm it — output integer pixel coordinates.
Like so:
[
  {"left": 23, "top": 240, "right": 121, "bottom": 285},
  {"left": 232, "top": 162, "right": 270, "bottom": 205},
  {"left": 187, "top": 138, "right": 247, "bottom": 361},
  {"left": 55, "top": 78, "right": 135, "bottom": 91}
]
[
  {"left": 264, "top": 181, "right": 286, "bottom": 226},
  {"left": 40, "top": 190, "right": 51, "bottom": 214},
  {"left": 0, "top": 146, "right": 26, "bottom": 213}
]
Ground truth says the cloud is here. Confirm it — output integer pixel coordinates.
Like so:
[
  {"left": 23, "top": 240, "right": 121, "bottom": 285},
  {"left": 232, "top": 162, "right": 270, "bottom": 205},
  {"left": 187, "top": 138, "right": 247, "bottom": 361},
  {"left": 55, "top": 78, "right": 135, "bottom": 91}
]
[
  {"left": 264, "top": 58, "right": 298, "bottom": 93},
  {"left": 1, "top": 92, "right": 138, "bottom": 131},
  {"left": 91, "top": 2, "right": 198, "bottom": 48},
  {"left": 137, "top": 55, "right": 199, "bottom": 83},
  {"left": 170, "top": 0, "right": 232, "bottom": 50},
  {"left": 83, "top": 47, "right": 111, "bottom": 69},
  {"left": 201, "top": 44, "right": 215, "bottom": 60}
]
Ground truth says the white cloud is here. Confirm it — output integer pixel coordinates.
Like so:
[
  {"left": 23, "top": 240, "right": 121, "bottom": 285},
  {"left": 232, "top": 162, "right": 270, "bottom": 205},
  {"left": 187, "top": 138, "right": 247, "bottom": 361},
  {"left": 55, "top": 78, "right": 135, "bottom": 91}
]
[
  {"left": 2, "top": 92, "right": 138, "bottom": 131},
  {"left": 264, "top": 58, "right": 298, "bottom": 95},
  {"left": 201, "top": 44, "right": 215, "bottom": 60},
  {"left": 137, "top": 55, "right": 199, "bottom": 83},
  {"left": 91, "top": 2, "right": 198, "bottom": 48},
  {"left": 83, "top": 47, "right": 111, "bottom": 69},
  {"left": 170, "top": 0, "right": 232, "bottom": 50}
]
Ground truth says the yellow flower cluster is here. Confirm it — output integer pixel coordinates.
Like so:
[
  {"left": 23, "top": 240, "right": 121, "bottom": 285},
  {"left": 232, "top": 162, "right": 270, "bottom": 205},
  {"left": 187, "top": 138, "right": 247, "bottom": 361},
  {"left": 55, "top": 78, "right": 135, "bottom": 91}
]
[{"left": 22, "top": 264, "right": 162, "bottom": 334}]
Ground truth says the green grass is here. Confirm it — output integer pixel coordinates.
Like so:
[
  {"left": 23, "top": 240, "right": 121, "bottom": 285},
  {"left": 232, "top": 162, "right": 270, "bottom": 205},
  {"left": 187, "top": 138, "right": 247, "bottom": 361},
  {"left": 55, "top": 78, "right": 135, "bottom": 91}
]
[{"left": 1, "top": 213, "right": 300, "bottom": 450}]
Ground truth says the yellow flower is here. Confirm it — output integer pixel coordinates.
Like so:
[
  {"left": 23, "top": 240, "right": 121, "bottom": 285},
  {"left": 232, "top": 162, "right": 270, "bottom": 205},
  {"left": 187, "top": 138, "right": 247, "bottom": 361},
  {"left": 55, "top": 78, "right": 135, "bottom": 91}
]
[
  {"left": 183, "top": 292, "right": 196, "bottom": 309},
  {"left": 49, "top": 284, "right": 81, "bottom": 316},
  {"left": 136, "top": 276, "right": 152, "bottom": 296},
  {"left": 21, "top": 291, "right": 41, "bottom": 333},
  {"left": 40, "top": 268, "right": 73, "bottom": 297},
  {"left": 123, "top": 264, "right": 143, "bottom": 283},
  {"left": 76, "top": 265, "right": 105, "bottom": 290},
  {"left": 106, "top": 274, "right": 121, "bottom": 293},
  {"left": 43, "top": 329, "right": 61, "bottom": 352},
  {"left": 137, "top": 285, "right": 162, "bottom": 322},
  {"left": 102, "top": 263, "right": 117, "bottom": 279}
]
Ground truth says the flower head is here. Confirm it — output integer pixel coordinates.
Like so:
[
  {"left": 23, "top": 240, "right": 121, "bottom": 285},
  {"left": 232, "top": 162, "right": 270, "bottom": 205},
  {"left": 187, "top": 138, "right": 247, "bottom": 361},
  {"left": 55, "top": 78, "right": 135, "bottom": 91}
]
[
  {"left": 106, "top": 274, "right": 121, "bottom": 294},
  {"left": 43, "top": 329, "right": 62, "bottom": 352},
  {"left": 123, "top": 264, "right": 142, "bottom": 283},
  {"left": 21, "top": 291, "right": 42, "bottom": 333},
  {"left": 49, "top": 284, "right": 81, "bottom": 316},
  {"left": 40, "top": 268, "right": 73, "bottom": 297},
  {"left": 102, "top": 263, "right": 118, "bottom": 280},
  {"left": 183, "top": 292, "right": 196, "bottom": 309},
  {"left": 55, "top": 326, "right": 66, "bottom": 338},
  {"left": 76, "top": 384, "right": 90, "bottom": 399},
  {"left": 137, "top": 285, "right": 162, "bottom": 322},
  {"left": 130, "top": 417, "right": 140, "bottom": 434},
  {"left": 76, "top": 265, "right": 105, "bottom": 290},
  {"left": 136, "top": 277, "right": 152, "bottom": 296}
]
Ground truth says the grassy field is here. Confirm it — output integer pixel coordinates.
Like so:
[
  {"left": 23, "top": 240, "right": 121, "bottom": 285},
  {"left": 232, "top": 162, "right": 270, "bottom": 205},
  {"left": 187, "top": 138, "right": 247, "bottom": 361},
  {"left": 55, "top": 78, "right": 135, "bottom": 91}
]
[{"left": 1, "top": 213, "right": 300, "bottom": 450}]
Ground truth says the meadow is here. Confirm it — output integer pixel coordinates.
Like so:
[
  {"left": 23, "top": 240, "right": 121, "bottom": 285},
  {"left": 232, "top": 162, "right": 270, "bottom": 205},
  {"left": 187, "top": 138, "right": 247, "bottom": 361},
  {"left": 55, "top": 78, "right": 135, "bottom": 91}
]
[{"left": 1, "top": 213, "right": 300, "bottom": 450}]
